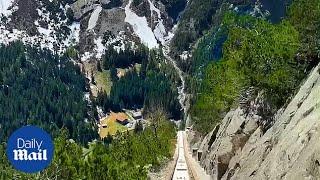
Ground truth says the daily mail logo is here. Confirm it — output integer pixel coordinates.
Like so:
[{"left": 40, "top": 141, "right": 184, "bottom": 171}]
[
  {"left": 6, "top": 126, "right": 54, "bottom": 173},
  {"left": 13, "top": 138, "right": 47, "bottom": 161}
]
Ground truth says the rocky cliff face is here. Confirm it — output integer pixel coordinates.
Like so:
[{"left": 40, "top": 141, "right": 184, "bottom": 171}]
[{"left": 189, "top": 64, "right": 320, "bottom": 180}]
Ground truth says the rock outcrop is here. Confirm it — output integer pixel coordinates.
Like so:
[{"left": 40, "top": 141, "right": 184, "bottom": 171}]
[
  {"left": 190, "top": 64, "right": 320, "bottom": 180},
  {"left": 71, "top": 0, "right": 114, "bottom": 20}
]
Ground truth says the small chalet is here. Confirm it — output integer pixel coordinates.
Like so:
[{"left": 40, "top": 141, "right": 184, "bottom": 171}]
[{"left": 116, "top": 116, "right": 129, "bottom": 125}]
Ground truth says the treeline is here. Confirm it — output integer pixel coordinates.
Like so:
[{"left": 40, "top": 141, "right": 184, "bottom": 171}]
[
  {"left": 190, "top": 0, "right": 319, "bottom": 134},
  {"left": 0, "top": 115, "right": 176, "bottom": 179},
  {"left": 103, "top": 45, "right": 148, "bottom": 69},
  {"left": 96, "top": 48, "right": 182, "bottom": 119},
  {"left": 0, "top": 42, "right": 96, "bottom": 144}
]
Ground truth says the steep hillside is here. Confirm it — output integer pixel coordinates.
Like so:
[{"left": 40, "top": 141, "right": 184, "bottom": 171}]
[
  {"left": 185, "top": 0, "right": 320, "bottom": 179},
  {"left": 189, "top": 64, "right": 320, "bottom": 179},
  {"left": 0, "top": 0, "right": 80, "bottom": 53},
  {"left": 170, "top": 0, "right": 290, "bottom": 55}
]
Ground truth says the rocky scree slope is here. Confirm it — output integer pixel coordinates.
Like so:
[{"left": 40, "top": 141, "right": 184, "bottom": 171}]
[
  {"left": 189, "top": 64, "right": 320, "bottom": 180},
  {"left": 0, "top": 0, "right": 174, "bottom": 60}
]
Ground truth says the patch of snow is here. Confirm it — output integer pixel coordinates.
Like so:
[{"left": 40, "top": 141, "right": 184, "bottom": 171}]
[
  {"left": 0, "top": 1, "right": 84, "bottom": 55},
  {"left": 94, "top": 31, "right": 132, "bottom": 59},
  {"left": 81, "top": 52, "right": 93, "bottom": 62},
  {"left": 0, "top": 0, "right": 15, "bottom": 16},
  {"left": 249, "top": 1, "right": 269, "bottom": 18},
  {"left": 167, "top": 31, "right": 174, "bottom": 41},
  {"left": 101, "top": 0, "right": 111, "bottom": 4},
  {"left": 94, "top": 37, "right": 106, "bottom": 59},
  {"left": 34, "top": 20, "right": 39, "bottom": 26},
  {"left": 148, "top": 0, "right": 167, "bottom": 44},
  {"left": 38, "top": 27, "right": 52, "bottom": 36},
  {"left": 87, "top": 5, "right": 102, "bottom": 31},
  {"left": 84, "top": 92, "right": 91, "bottom": 101},
  {"left": 64, "top": 22, "right": 81, "bottom": 47},
  {"left": 154, "top": 22, "right": 166, "bottom": 44},
  {"left": 179, "top": 51, "right": 191, "bottom": 60},
  {"left": 125, "top": 0, "right": 158, "bottom": 49},
  {"left": 148, "top": 0, "right": 161, "bottom": 16},
  {"left": 163, "top": 24, "right": 177, "bottom": 46},
  {"left": 97, "top": 106, "right": 105, "bottom": 119}
]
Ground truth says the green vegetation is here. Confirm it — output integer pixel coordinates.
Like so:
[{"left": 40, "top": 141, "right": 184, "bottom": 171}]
[
  {"left": 191, "top": 13, "right": 307, "bottom": 133},
  {"left": 97, "top": 50, "right": 182, "bottom": 119},
  {"left": 171, "top": 0, "right": 227, "bottom": 53},
  {"left": 110, "top": 69, "right": 145, "bottom": 109},
  {"left": 188, "top": 25, "right": 228, "bottom": 76},
  {"left": 65, "top": 46, "right": 78, "bottom": 59},
  {"left": 99, "top": 116, "right": 128, "bottom": 137},
  {"left": 0, "top": 43, "right": 178, "bottom": 179},
  {"left": 103, "top": 45, "right": 148, "bottom": 70},
  {"left": 0, "top": 114, "right": 176, "bottom": 179},
  {"left": 170, "top": 0, "right": 292, "bottom": 55},
  {"left": 0, "top": 42, "right": 96, "bottom": 144},
  {"left": 1, "top": 0, "right": 318, "bottom": 179},
  {"left": 289, "top": 0, "right": 320, "bottom": 62},
  {"left": 95, "top": 70, "right": 113, "bottom": 95}
]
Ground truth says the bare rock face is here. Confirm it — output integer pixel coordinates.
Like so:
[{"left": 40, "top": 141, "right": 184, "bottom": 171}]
[
  {"left": 195, "top": 107, "right": 258, "bottom": 179},
  {"left": 71, "top": 0, "right": 116, "bottom": 20},
  {"left": 191, "top": 64, "right": 320, "bottom": 180}
]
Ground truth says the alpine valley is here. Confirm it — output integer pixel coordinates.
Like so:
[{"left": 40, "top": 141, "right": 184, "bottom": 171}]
[{"left": 0, "top": 0, "right": 319, "bottom": 179}]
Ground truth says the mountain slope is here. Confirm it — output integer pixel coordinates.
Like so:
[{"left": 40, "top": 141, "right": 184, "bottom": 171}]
[
  {"left": 0, "top": 0, "right": 176, "bottom": 60},
  {"left": 190, "top": 64, "right": 320, "bottom": 179}
]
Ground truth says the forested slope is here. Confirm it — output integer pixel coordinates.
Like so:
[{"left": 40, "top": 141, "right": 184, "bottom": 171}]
[
  {"left": 1, "top": 118, "right": 176, "bottom": 179},
  {"left": 0, "top": 42, "right": 177, "bottom": 179},
  {"left": 96, "top": 46, "right": 182, "bottom": 119},
  {"left": 0, "top": 42, "right": 96, "bottom": 144},
  {"left": 189, "top": 0, "right": 320, "bottom": 135}
]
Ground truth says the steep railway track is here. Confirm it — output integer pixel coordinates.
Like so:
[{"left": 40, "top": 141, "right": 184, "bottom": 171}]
[
  {"left": 162, "top": 30, "right": 210, "bottom": 180},
  {"left": 172, "top": 131, "right": 211, "bottom": 180},
  {"left": 172, "top": 131, "right": 190, "bottom": 179}
]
